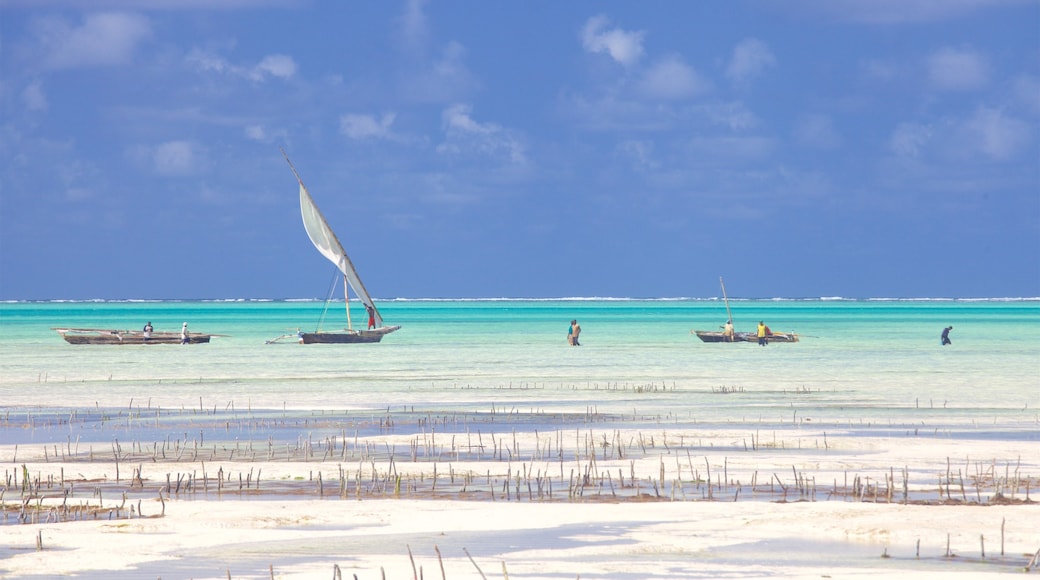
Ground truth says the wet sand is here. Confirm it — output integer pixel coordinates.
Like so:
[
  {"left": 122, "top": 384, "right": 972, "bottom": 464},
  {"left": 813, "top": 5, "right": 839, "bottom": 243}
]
[{"left": 3, "top": 403, "right": 1038, "bottom": 578}]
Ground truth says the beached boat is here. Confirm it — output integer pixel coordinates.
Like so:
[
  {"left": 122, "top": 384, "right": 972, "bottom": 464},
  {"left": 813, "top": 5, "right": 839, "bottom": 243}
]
[
  {"left": 53, "top": 328, "right": 212, "bottom": 345},
  {"left": 692, "top": 277, "right": 799, "bottom": 343},
  {"left": 268, "top": 149, "right": 401, "bottom": 345}
]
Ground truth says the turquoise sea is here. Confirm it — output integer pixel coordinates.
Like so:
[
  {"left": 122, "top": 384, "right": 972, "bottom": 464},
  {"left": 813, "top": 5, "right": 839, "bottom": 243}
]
[{"left": 1, "top": 299, "right": 1037, "bottom": 437}]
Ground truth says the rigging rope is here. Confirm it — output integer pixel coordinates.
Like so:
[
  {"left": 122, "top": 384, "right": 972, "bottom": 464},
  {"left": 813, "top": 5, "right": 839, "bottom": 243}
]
[{"left": 316, "top": 267, "right": 339, "bottom": 332}]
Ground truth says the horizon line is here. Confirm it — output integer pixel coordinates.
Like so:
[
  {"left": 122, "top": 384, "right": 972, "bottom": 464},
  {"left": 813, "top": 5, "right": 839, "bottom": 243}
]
[{"left": 4, "top": 296, "right": 1039, "bottom": 304}]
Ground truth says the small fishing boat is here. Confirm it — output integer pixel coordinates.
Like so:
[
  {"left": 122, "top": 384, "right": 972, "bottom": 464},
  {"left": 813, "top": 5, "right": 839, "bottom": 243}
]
[
  {"left": 692, "top": 277, "right": 800, "bottom": 343},
  {"left": 693, "top": 329, "right": 799, "bottom": 343},
  {"left": 53, "top": 328, "right": 212, "bottom": 345},
  {"left": 267, "top": 149, "right": 401, "bottom": 345}
]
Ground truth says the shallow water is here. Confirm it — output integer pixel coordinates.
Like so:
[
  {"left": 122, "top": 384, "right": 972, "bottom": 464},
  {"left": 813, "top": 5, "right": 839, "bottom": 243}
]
[
  {"left": 2, "top": 299, "right": 1037, "bottom": 415},
  {"left": 2, "top": 299, "right": 1037, "bottom": 486}
]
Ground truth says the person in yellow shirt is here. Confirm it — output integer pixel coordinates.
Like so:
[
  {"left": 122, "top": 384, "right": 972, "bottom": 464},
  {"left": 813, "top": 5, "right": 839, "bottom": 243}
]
[{"left": 757, "top": 321, "right": 768, "bottom": 346}]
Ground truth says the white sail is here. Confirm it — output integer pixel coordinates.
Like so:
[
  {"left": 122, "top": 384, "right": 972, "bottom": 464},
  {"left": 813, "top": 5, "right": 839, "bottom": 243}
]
[{"left": 292, "top": 166, "right": 384, "bottom": 329}]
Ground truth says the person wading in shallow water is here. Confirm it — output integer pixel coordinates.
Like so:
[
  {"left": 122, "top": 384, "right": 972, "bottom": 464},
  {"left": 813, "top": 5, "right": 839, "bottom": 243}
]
[
  {"left": 723, "top": 319, "right": 734, "bottom": 342},
  {"left": 757, "top": 321, "right": 769, "bottom": 346},
  {"left": 941, "top": 326, "right": 953, "bottom": 346}
]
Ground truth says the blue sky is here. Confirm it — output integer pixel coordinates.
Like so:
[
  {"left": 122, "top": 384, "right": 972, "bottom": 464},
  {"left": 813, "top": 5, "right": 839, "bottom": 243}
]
[{"left": 1, "top": 0, "right": 1037, "bottom": 300}]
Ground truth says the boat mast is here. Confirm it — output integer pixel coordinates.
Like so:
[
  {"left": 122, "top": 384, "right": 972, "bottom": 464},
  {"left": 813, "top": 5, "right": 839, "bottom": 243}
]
[
  {"left": 720, "top": 276, "right": 734, "bottom": 325},
  {"left": 344, "top": 276, "right": 352, "bottom": 330}
]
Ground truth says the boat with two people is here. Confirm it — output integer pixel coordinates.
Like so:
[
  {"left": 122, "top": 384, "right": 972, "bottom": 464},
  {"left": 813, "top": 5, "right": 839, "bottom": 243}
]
[
  {"left": 53, "top": 326, "right": 214, "bottom": 345},
  {"left": 267, "top": 150, "right": 400, "bottom": 344},
  {"left": 692, "top": 277, "right": 799, "bottom": 343}
]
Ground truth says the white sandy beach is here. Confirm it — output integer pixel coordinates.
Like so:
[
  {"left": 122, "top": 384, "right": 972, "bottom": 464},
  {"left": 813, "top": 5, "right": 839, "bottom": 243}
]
[
  {"left": 4, "top": 427, "right": 1038, "bottom": 579},
  {"left": 5, "top": 497, "right": 1038, "bottom": 579}
]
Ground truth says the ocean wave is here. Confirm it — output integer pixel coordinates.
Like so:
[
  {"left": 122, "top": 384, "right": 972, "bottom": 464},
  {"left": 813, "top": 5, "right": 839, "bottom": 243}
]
[{"left": 3, "top": 296, "right": 1038, "bottom": 304}]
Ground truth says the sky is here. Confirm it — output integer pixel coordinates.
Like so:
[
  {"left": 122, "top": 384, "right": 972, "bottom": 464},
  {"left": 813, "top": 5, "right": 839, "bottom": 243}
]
[{"left": 0, "top": 0, "right": 1037, "bottom": 301}]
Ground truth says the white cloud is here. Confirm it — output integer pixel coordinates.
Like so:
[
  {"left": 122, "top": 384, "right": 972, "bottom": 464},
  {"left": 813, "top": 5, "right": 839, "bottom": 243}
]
[
  {"left": 35, "top": 12, "right": 151, "bottom": 69},
  {"left": 153, "top": 141, "right": 196, "bottom": 176},
  {"left": 186, "top": 49, "right": 297, "bottom": 82},
  {"left": 244, "top": 124, "right": 287, "bottom": 143},
  {"left": 442, "top": 104, "right": 490, "bottom": 134},
  {"left": 927, "top": 47, "right": 988, "bottom": 91},
  {"left": 244, "top": 125, "right": 267, "bottom": 141},
  {"left": 251, "top": 54, "right": 296, "bottom": 80},
  {"left": 793, "top": 114, "right": 841, "bottom": 149},
  {"left": 400, "top": 40, "right": 478, "bottom": 104},
  {"left": 890, "top": 107, "right": 1030, "bottom": 161},
  {"left": 437, "top": 104, "right": 525, "bottom": 164},
  {"left": 391, "top": 0, "right": 477, "bottom": 104},
  {"left": 185, "top": 50, "right": 230, "bottom": 74},
  {"left": 726, "top": 38, "right": 776, "bottom": 84},
  {"left": 430, "top": 41, "right": 472, "bottom": 88},
  {"left": 340, "top": 113, "right": 397, "bottom": 139},
  {"left": 22, "top": 81, "right": 48, "bottom": 111},
  {"left": 699, "top": 102, "right": 758, "bottom": 131},
  {"left": 960, "top": 106, "right": 1031, "bottom": 160},
  {"left": 398, "top": 0, "right": 429, "bottom": 53},
  {"left": 581, "top": 15, "right": 645, "bottom": 67},
  {"left": 638, "top": 55, "right": 708, "bottom": 100},
  {"left": 890, "top": 122, "right": 933, "bottom": 158}
]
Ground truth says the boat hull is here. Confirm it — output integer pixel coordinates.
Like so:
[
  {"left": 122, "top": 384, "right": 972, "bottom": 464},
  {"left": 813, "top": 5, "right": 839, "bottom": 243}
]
[
  {"left": 301, "top": 325, "right": 401, "bottom": 344},
  {"left": 55, "top": 329, "right": 212, "bottom": 345},
  {"left": 694, "top": 331, "right": 743, "bottom": 343},
  {"left": 695, "top": 330, "right": 798, "bottom": 343}
]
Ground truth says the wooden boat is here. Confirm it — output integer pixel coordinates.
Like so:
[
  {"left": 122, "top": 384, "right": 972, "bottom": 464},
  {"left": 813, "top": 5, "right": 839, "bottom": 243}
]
[
  {"left": 296, "top": 325, "right": 399, "bottom": 344},
  {"left": 267, "top": 149, "right": 401, "bottom": 345},
  {"left": 692, "top": 277, "right": 800, "bottom": 344},
  {"left": 694, "top": 330, "right": 799, "bottom": 343},
  {"left": 53, "top": 328, "right": 212, "bottom": 345}
]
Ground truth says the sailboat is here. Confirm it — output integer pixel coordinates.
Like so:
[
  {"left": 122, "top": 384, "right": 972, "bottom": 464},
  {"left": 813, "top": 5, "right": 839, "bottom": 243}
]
[
  {"left": 273, "top": 149, "right": 401, "bottom": 344},
  {"left": 692, "top": 277, "right": 799, "bottom": 343}
]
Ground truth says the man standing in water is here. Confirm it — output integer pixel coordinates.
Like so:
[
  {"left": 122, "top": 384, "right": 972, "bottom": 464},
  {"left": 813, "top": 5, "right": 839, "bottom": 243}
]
[
  {"left": 757, "top": 321, "right": 768, "bottom": 346},
  {"left": 723, "top": 319, "right": 735, "bottom": 342},
  {"left": 941, "top": 326, "right": 953, "bottom": 345},
  {"left": 568, "top": 319, "right": 581, "bottom": 346}
]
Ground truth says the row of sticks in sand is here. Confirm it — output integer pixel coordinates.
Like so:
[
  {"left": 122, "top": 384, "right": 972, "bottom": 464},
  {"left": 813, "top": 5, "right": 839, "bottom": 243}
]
[{"left": 4, "top": 430, "right": 1035, "bottom": 527}]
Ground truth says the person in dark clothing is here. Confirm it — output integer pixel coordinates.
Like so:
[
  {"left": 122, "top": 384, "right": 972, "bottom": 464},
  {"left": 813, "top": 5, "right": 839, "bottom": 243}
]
[{"left": 941, "top": 326, "right": 953, "bottom": 346}]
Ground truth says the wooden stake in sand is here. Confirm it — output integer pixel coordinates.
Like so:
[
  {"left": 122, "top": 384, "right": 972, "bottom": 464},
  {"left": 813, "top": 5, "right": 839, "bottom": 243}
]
[
  {"left": 435, "top": 545, "right": 446, "bottom": 580},
  {"left": 464, "top": 547, "right": 488, "bottom": 580}
]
